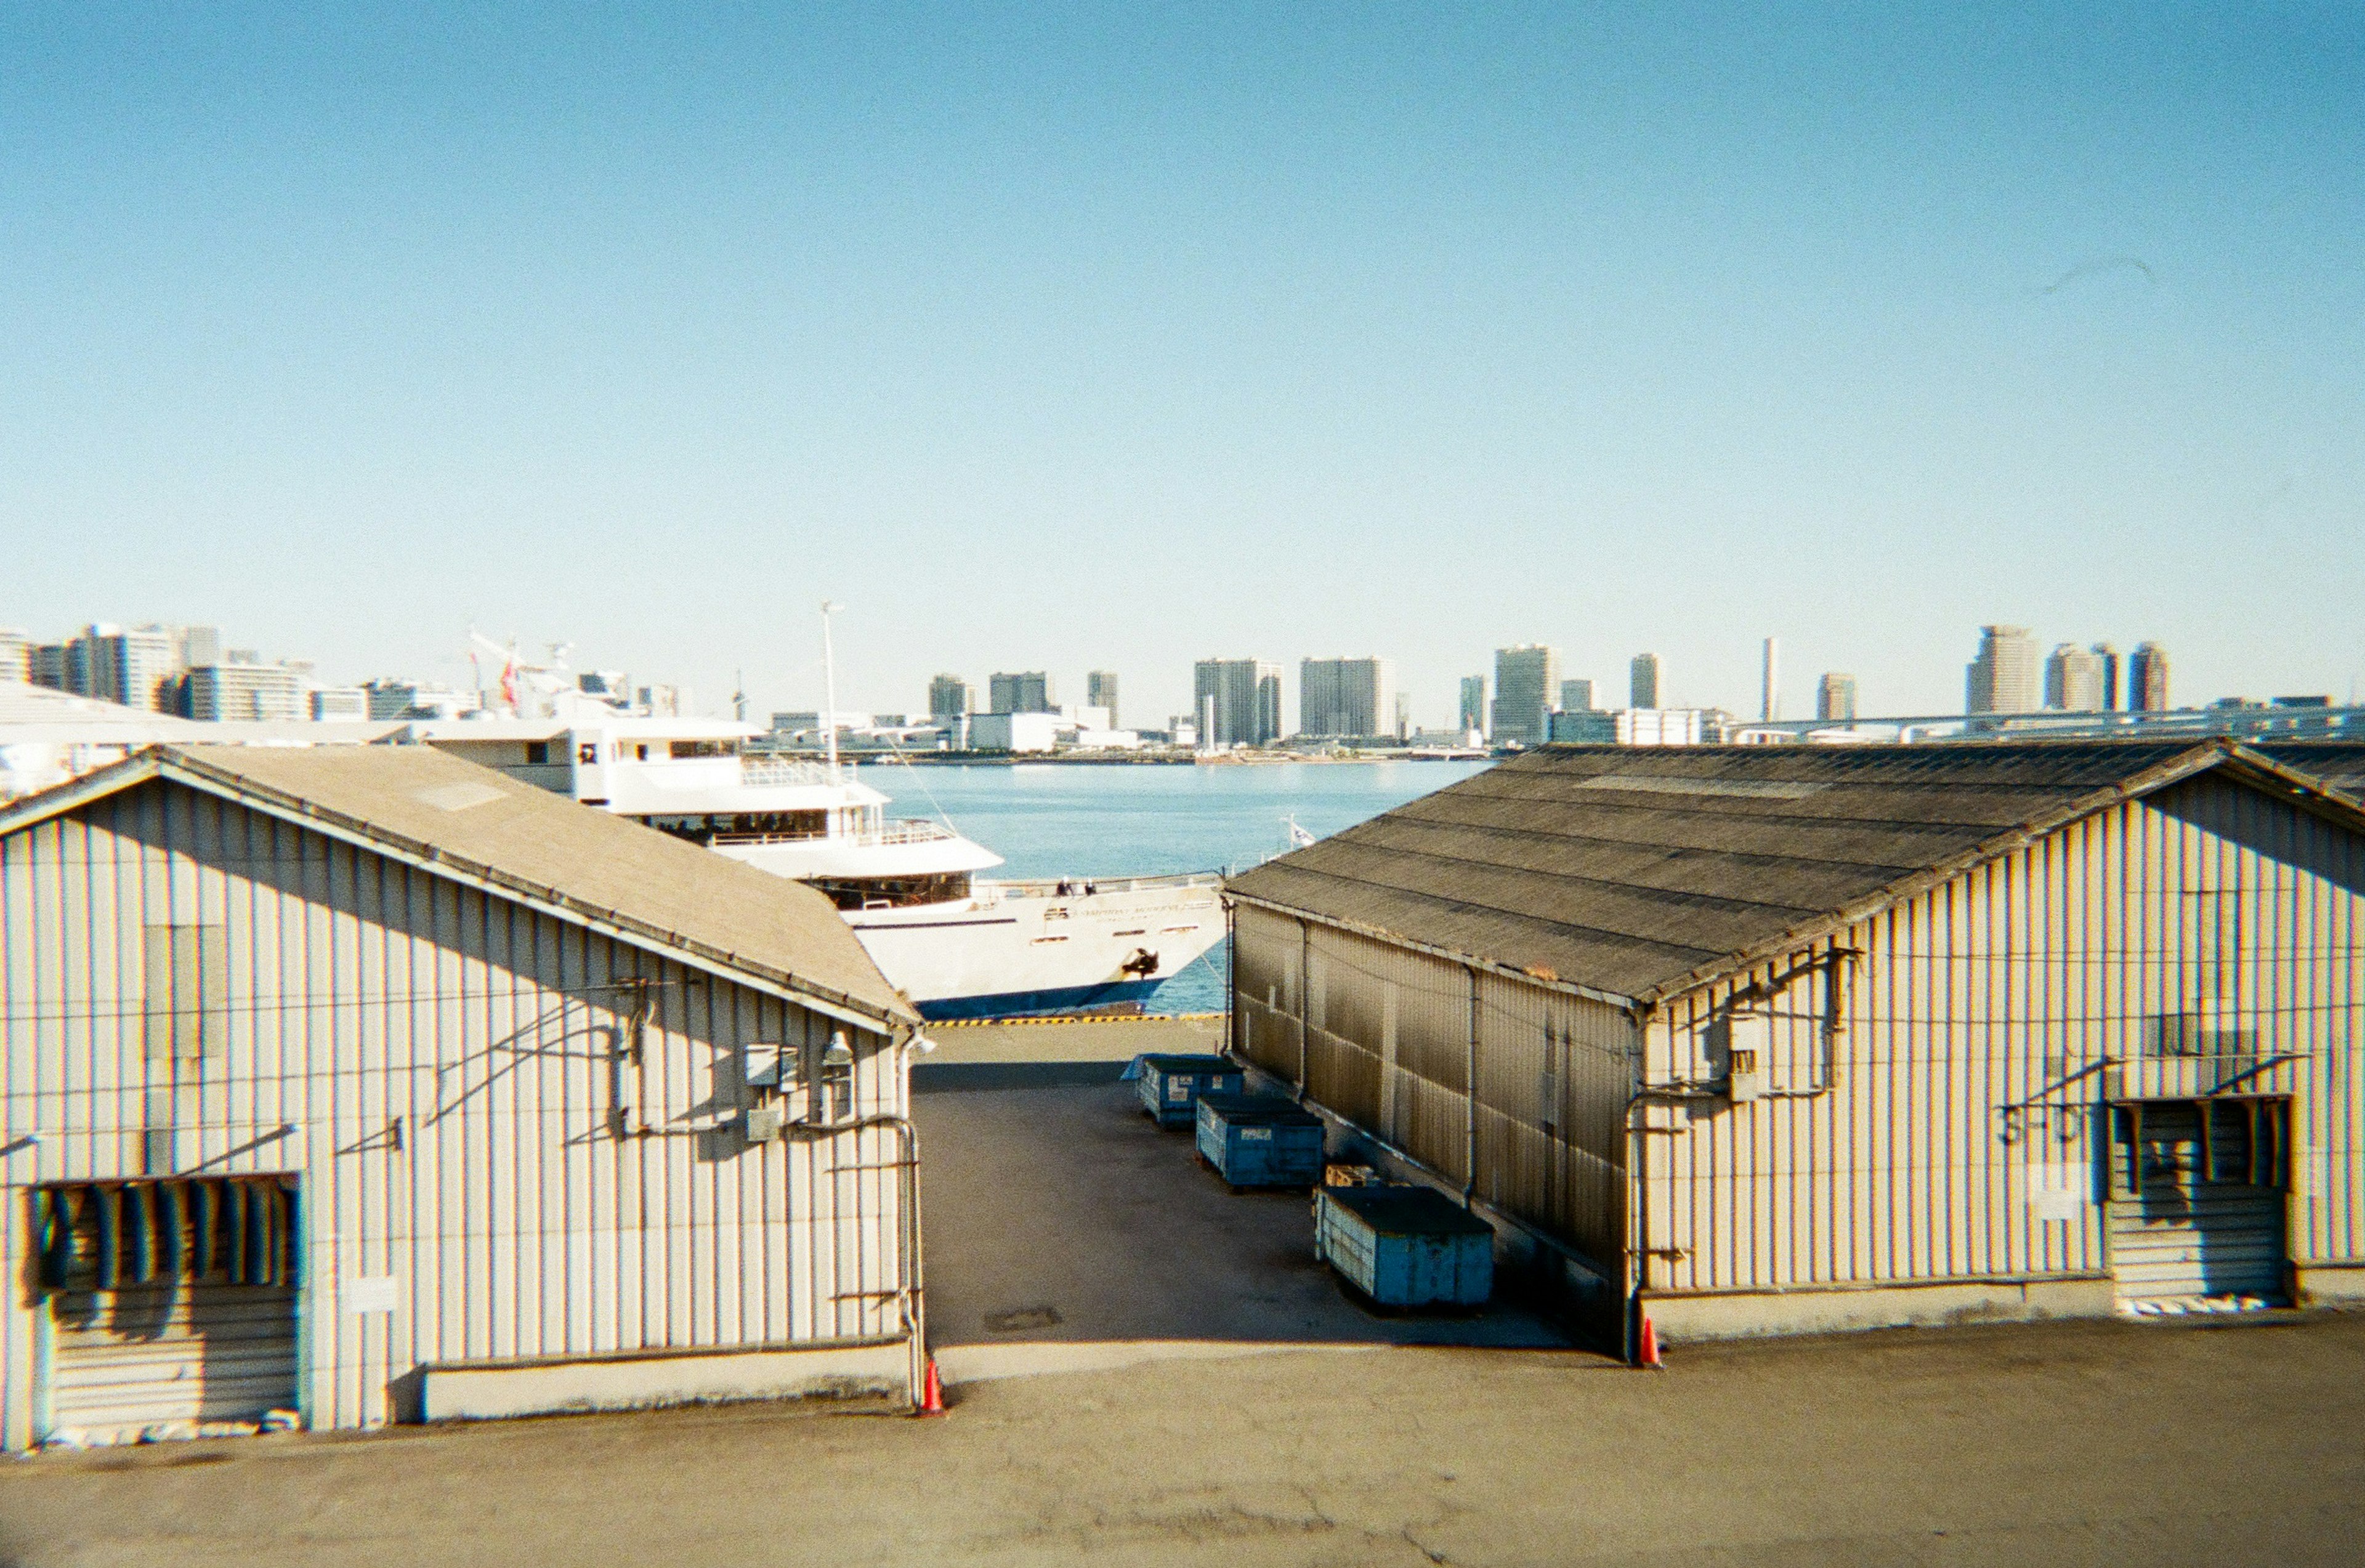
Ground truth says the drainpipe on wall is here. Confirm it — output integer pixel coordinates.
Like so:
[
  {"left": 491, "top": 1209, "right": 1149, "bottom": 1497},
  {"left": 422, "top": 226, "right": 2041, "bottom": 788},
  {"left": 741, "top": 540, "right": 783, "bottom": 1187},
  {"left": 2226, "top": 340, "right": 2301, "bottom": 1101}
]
[
  {"left": 1298, "top": 919, "right": 1311, "bottom": 1098},
  {"left": 1625, "top": 999, "right": 1654, "bottom": 1367},
  {"left": 1464, "top": 964, "right": 1480, "bottom": 1209}
]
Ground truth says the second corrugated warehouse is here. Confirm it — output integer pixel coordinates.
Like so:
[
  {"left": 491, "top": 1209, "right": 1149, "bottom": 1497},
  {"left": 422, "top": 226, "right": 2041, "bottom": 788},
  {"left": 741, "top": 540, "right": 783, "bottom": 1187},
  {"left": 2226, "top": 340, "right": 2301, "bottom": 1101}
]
[{"left": 1225, "top": 740, "right": 2365, "bottom": 1349}]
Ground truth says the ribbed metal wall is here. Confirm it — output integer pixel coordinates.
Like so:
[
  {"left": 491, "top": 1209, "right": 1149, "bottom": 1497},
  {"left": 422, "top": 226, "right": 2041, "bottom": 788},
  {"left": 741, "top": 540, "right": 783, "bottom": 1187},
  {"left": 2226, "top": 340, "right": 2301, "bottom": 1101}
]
[
  {"left": 1, "top": 780, "right": 907, "bottom": 1449},
  {"left": 1639, "top": 779, "right": 2364, "bottom": 1299},
  {"left": 1230, "top": 903, "right": 1633, "bottom": 1272}
]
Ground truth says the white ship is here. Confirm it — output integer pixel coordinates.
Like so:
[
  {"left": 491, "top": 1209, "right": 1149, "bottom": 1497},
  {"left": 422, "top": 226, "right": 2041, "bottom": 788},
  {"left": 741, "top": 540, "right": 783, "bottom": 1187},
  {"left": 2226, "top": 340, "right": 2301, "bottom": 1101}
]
[{"left": 419, "top": 716, "right": 1225, "bottom": 1019}]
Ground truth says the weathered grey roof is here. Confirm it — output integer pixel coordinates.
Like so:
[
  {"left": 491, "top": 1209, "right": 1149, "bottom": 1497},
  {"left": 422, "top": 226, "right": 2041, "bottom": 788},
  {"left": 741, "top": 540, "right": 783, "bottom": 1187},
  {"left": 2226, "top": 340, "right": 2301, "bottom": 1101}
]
[
  {"left": 0, "top": 743, "right": 915, "bottom": 1027},
  {"left": 2255, "top": 740, "right": 2365, "bottom": 806},
  {"left": 1226, "top": 740, "right": 2361, "bottom": 1007}
]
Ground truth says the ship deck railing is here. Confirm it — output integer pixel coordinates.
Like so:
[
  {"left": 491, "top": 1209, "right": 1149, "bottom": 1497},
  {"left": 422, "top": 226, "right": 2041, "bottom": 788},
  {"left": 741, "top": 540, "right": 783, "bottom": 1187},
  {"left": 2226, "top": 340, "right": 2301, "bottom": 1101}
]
[
  {"left": 977, "top": 872, "right": 1224, "bottom": 900},
  {"left": 709, "top": 817, "right": 961, "bottom": 849}
]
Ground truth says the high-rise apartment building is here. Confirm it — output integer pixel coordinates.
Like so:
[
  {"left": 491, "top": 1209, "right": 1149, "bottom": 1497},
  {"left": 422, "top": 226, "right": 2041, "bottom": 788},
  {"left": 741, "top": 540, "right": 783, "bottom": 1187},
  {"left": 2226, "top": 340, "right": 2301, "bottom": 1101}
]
[
  {"left": 1965, "top": 625, "right": 2041, "bottom": 715},
  {"left": 927, "top": 674, "right": 974, "bottom": 722},
  {"left": 1299, "top": 657, "right": 1394, "bottom": 739},
  {"left": 2130, "top": 642, "right": 2170, "bottom": 712},
  {"left": 28, "top": 643, "right": 73, "bottom": 692},
  {"left": 1194, "top": 658, "right": 1283, "bottom": 747},
  {"left": 185, "top": 663, "right": 302, "bottom": 722},
  {"left": 0, "top": 628, "right": 27, "bottom": 684},
  {"left": 1816, "top": 673, "right": 1858, "bottom": 722},
  {"left": 85, "top": 625, "right": 180, "bottom": 712},
  {"left": 1630, "top": 653, "right": 1662, "bottom": 710},
  {"left": 1761, "top": 637, "right": 1781, "bottom": 722},
  {"left": 1559, "top": 678, "right": 1595, "bottom": 713},
  {"left": 1490, "top": 645, "right": 1560, "bottom": 748},
  {"left": 1085, "top": 671, "right": 1120, "bottom": 729},
  {"left": 177, "top": 625, "right": 222, "bottom": 669},
  {"left": 2091, "top": 643, "right": 2122, "bottom": 711},
  {"left": 1458, "top": 676, "right": 1487, "bottom": 738},
  {"left": 987, "top": 671, "right": 1056, "bottom": 714},
  {"left": 2045, "top": 644, "right": 2106, "bottom": 711}
]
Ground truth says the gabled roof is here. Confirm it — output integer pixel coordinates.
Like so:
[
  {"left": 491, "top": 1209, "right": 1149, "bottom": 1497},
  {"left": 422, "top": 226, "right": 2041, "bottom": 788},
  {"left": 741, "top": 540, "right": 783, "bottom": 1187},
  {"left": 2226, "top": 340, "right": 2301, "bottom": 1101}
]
[
  {"left": 1224, "top": 740, "right": 2365, "bottom": 1008},
  {"left": 2254, "top": 740, "right": 2365, "bottom": 807},
  {"left": 0, "top": 743, "right": 915, "bottom": 1028}
]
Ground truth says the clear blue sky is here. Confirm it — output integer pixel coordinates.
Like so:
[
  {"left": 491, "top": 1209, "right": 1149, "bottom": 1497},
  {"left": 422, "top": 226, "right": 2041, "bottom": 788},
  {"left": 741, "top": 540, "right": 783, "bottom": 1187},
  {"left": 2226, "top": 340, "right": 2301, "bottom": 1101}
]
[{"left": 4, "top": 5, "right": 2359, "bottom": 725}]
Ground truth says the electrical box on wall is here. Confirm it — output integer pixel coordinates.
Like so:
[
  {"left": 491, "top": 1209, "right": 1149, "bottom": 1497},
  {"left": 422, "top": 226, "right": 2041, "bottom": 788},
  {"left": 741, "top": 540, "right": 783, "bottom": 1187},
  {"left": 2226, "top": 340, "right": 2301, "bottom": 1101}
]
[
  {"left": 1725, "top": 1011, "right": 1770, "bottom": 1102},
  {"left": 743, "top": 1104, "right": 785, "bottom": 1142}
]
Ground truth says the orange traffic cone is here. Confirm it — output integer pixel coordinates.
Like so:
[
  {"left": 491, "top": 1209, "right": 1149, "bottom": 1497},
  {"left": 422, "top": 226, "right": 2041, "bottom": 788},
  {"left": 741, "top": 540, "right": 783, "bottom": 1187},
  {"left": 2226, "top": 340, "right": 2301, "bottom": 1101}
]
[
  {"left": 916, "top": 1356, "right": 946, "bottom": 1416},
  {"left": 1638, "top": 1315, "right": 1663, "bottom": 1370}
]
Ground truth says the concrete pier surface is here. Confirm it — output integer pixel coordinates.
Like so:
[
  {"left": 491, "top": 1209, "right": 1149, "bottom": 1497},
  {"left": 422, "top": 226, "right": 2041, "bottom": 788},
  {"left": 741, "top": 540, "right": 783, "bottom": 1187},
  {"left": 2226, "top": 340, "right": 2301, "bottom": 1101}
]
[
  {"left": 910, "top": 1014, "right": 1570, "bottom": 1381},
  {"left": 6, "top": 1315, "right": 2363, "bottom": 1566}
]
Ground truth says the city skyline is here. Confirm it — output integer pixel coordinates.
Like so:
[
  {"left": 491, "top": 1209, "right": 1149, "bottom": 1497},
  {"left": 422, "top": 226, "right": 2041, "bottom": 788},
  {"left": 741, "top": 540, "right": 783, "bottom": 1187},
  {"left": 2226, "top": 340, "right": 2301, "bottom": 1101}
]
[
  {"left": 16, "top": 608, "right": 2343, "bottom": 737},
  {"left": 2, "top": 10, "right": 2358, "bottom": 727}
]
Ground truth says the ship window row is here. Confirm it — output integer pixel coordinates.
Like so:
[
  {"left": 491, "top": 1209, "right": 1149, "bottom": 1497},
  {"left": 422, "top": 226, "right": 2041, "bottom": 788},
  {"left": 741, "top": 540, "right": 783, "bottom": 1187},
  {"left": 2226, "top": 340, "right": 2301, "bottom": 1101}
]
[
  {"left": 809, "top": 873, "right": 973, "bottom": 911},
  {"left": 641, "top": 810, "right": 831, "bottom": 845}
]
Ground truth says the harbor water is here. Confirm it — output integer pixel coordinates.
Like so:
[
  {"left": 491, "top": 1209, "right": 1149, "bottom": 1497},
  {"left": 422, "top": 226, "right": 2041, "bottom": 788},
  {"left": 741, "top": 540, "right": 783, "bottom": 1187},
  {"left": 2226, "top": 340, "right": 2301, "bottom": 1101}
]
[{"left": 859, "top": 759, "right": 1494, "bottom": 1014}]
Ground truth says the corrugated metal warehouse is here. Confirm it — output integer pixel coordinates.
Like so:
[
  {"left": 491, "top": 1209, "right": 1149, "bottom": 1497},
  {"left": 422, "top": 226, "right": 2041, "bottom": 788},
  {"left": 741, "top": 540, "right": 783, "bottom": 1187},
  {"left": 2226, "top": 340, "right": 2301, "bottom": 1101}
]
[
  {"left": 0, "top": 744, "right": 926, "bottom": 1450},
  {"left": 1226, "top": 741, "right": 2365, "bottom": 1349}
]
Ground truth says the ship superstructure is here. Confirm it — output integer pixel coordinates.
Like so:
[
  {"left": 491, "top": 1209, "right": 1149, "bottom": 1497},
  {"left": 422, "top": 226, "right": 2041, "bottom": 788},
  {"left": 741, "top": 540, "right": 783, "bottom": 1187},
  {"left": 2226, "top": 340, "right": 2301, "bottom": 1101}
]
[{"left": 416, "top": 716, "right": 1223, "bottom": 1018}]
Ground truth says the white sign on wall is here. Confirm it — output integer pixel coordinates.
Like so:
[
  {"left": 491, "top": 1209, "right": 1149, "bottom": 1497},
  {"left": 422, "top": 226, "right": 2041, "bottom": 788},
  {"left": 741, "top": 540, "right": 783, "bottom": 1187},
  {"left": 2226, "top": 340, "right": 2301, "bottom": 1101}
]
[{"left": 346, "top": 1275, "right": 399, "bottom": 1315}]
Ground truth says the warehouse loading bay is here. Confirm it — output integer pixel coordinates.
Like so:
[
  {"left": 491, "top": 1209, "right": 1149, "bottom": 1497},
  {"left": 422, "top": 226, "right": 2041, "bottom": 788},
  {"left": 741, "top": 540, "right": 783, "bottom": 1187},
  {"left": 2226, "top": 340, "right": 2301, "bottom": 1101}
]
[{"left": 6, "top": 1016, "right": 2364, "bottom": 1566}]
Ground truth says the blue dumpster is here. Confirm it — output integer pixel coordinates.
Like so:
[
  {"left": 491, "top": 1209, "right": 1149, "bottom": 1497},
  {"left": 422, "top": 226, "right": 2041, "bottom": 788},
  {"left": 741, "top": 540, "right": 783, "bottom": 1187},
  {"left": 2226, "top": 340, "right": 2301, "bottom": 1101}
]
[
  {"left": 1315, "top": 1184, "right": 1494, "bottom": 1307},
  {"left": 1195, "top": 1094, "right": 1326, "bottom": 1189},
  {"left": 1133, "top": 1054, "right": 1244, "bottom": 1128}
]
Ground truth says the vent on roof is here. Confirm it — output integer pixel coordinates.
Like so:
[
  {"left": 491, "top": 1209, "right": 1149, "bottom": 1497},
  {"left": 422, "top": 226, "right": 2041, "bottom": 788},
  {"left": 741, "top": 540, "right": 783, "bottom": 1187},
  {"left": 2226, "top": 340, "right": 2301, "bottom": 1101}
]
[
  {"left": 414, "top": 782, "right": 506, "bottom": 812},
  {"left": 1572, "top": 774, "right": 1827, "bottom": 801}
]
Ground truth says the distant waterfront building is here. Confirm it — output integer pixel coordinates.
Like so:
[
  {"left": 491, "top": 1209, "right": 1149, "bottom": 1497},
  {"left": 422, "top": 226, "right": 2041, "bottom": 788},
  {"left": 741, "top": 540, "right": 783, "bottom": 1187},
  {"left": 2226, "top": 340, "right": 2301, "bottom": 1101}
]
[
  {"left": 1816, "top": 673, "right": 1858, "bottom": 722},
  {"left": 1965, "top": 625, "right": 2042, "bottom": 715},
  {"left": 1491, "top": 645, "right": 1560, "bottom": 748},
  {"left": 1300, "top": 657, "right": 1394, "bottom": 739},
  {"left": 2045, "top": 643, "right": 2106, "bottom": 712},
  {"left": 309, "top": 687, "right": 370, "bottom": 722},
  {"left": 1459, "top": 676, "right": 1487, "bottom": 738},
  {"left": 0, "top": 628, "right": 26, "bottom": 684},
  {"left": 186, "top": 662, "right": 302, "bottom": 722},
  {"left": 1085, "top": 671, "right": 1120, "bottom": 729},
  {"left": 1559, "top": 679, "right": 1595, "bottom": 713},
  {"left": 1393, "top": 692, "right": 1413, "bottom": 742},
  {"left": 27, "top": 642, "right": 74, "bottom": 693},
  {"left": 987, "top": 671, "right": 1056, "bottom": 714},
  {"left": 85, "top": 625, "right": 180, "bottom": 713},
  {"left": 1630, "top": 653, "right": 1662, "bottom": 710},
  {"left": 2130, "top": 642, "right": 2170, "bottom": 712},
  {"left": 176, "top": 625, "right": 222, "bottom": 669},
  {"left": 1194, "top": 658, "right": 1283, "bottom": 747},
  {"left": 1761, "top": 637, "right": 1781, "bottom": 722},
  {"left": 1548, "top": 708, "right": 1704, "bottom": 746},
  {"left": 2091, "top": 643, "right": 2122, "bottom": 711},
  {"left": 927, "top": 674, "right": 974, "bottom": 724},
  {"left": 366, "top": 679, "right": 478, "bottom": 721}
]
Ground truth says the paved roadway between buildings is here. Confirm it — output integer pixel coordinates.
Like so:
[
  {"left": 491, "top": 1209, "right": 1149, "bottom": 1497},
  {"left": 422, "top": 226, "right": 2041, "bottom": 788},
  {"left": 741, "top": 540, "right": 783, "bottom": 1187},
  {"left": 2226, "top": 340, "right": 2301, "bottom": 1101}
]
[{"left": 4, "top": 1018, "right": 2361, "bottom": 1566}]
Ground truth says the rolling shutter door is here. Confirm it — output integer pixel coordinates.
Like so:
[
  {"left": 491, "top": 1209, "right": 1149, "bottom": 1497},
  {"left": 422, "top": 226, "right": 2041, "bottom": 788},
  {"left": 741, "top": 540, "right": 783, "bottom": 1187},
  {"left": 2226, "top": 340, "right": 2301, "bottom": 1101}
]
[
  {"left": 2109, "top": 1101, "right": 2286, "bottom": 1305},
  {"left": 49, "top": 1283, "right": 299, "bottom": 1444},
  {"left": 34, "top": 1178, "right": 301, "bottom": 1445}
]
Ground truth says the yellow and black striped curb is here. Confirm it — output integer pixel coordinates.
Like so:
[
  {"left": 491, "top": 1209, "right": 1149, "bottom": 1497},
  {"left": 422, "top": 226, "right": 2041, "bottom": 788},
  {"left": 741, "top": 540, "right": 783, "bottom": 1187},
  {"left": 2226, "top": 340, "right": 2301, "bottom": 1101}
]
[{"left": 929, "top": 1012, "right": 1225, "bottom": 1029}]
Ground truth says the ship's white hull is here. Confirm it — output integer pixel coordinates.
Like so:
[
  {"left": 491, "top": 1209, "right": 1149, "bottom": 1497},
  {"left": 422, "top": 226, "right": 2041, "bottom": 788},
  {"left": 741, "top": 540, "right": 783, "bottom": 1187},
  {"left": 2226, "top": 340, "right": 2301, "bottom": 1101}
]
[{"left": 843, "top": 877, "right": 1225, "bottom": 1019}]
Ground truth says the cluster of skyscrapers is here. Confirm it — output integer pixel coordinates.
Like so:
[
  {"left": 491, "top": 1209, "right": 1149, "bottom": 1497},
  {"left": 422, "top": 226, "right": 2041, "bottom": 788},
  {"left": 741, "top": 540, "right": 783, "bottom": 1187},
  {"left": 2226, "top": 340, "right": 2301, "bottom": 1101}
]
[
  {"left": 0, "top": 621, "right": 355, "bottom": 721},
  {"left": 1966, "top": 625, "right": 2169, "bottom": 716}
]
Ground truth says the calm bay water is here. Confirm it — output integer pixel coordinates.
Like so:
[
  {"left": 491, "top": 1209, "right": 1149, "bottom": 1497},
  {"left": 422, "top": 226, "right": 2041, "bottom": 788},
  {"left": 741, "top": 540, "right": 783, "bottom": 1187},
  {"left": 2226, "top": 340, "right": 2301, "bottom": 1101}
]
[{"left": 855, "top": 759, "right": 1495, "bottom": 1014}]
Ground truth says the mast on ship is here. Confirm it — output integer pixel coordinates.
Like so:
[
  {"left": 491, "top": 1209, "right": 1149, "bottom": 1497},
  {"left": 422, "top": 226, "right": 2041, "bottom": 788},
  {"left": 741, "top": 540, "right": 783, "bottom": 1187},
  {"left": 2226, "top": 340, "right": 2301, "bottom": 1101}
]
[{"left": 820, "top": 600, "right": 843, "bottom": 783}]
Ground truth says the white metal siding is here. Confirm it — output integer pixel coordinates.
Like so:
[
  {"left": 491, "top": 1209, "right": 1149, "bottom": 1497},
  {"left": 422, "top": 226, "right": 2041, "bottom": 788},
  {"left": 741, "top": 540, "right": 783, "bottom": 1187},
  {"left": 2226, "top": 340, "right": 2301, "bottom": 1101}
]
[
  {"left": 1639, "top": 780, "right": 2363, "bottom": 1303},
  {"left": 2, "top": 780, "right": 908, "bottom": 1449}
]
